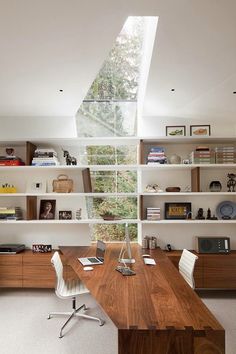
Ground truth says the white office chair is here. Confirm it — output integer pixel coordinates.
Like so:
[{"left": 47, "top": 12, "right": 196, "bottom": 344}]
[
  {"left": 178, "top": 249, "right": 198, "bottom": 289},
  {"left": 48, "top": 251, "right": 105, "bottom": 338}
]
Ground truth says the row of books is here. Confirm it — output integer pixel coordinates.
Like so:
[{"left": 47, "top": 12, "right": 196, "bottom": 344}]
[
  {"left": 146, "top": 147, "right": 167, "bottom": 164},
  {"left": 0, "top": 207, "right": 23, "bottom": 220},
  {"left": 0, "top": 156, "right": 25, "bottom": 166},
  {"left": 190, "top": 146, "right": 236, "bottom": 164},
  {"left": 146, "top": 207, "right": 161, "bottom": 220},
  {"left": 32, "top": 148, "right": 60, "bottom": 166}
]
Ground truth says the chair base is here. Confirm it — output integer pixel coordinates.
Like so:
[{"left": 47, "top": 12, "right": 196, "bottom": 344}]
[{"left": 48, "top": 303, "right": 105, "bottom": 338}]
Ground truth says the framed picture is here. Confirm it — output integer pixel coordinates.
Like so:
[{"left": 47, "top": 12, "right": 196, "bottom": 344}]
[
  {"left": 165, "top": 202, "right": 191, "bottom": 219},
  {"left": 59, "top": 210, "right": 72, "bottom": 220},
  {"left": 166, "top": 126, "right": 186, "bottom": 137},
  {"left": 39, "top": 200, "right": 56, "bottom": 220},
  {"left": 32, "top": 244, "right": 52, "bottom": 253},
  {"left": 26, "top": 180, "right": 47, "bottom": 194},
  {"left": 190, "top": 125, "right": 211, "bottom": 136}
]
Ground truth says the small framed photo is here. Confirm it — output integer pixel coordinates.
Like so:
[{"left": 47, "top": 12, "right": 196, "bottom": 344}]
[
  {"left": 27, "top": 180, "right": 47, "bottom": 194},
  {"left": 32, "top": 244, "right": 52, "bottom": 253},
  {"left": 59, "top": 210, "right": 72, "bottom": 220},
  {"left": 165, "top": 202, "right": 191, "bottom": 219},
  {"left": 190, "top": 125, "right": 211, "bottom": 136},
  {"left": 39, "top": 200, "right": 56, "bottom": 220},
  {"left": 166, "top": 126, "right": 186, "bottom": 137}
]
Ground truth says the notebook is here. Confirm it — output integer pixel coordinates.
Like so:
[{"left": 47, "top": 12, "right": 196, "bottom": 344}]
[{"left": 78, "top": 240, "right": 106, "bottom": 266}]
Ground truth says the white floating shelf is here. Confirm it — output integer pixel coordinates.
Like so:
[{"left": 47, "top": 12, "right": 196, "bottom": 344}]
[
  {"left": 141, "top": 192, "right": 236, "bottom": 196},
  {"left": 140, "top": 136, "right": 236, "bottom": 144},
  {"left": 140, "top": 164, "right": 236, "bottom": 170},
  {"left": 0, "top": 219, "right": 138, "bottom": 224},
  {"left": 0, "top": 164, "right": 138, "bottom": 171},
  {"left": 141, "top": 220, "right": 236, "bottom": 224},
  {"left": 0, "top": 192, "right": 137, "bottom": 197}
]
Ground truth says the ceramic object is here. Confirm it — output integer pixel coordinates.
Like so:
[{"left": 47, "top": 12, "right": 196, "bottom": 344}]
[
  {"left": 209, "top": 181, "right": 222, "bottom": 192},
  {"left": 168, "top": 154, "right": 181, "bottom": 164}
]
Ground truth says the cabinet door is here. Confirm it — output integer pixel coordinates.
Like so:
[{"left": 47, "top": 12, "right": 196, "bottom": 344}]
[
  {"left": 23, "top": 252, "right": 56, "bottom": 288},
  {"left": 203, "top": 255, "right": 236, "bottom": 289},
  {"left": 0, "top": 255, "right": 23, "bottom": 287}
]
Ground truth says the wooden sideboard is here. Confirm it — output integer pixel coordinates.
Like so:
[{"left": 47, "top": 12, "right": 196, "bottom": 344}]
[
  {"left": 0, "top": 250, "right": 76, "bottom": 288},
  {"left": 0, "top": 249, "right": 235, "bottom": 289},
  {"left": 167, "top": 250, "right": 236, "bottom": 289}
]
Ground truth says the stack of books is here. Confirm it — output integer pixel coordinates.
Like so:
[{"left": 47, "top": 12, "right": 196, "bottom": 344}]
[
  {"left": 0, "top": 207, "right": 23, "bottom": 220},
  {"left": 215, "top": 146, "right": 236, "bottom": 164},
  {"left": 32, "top": 148, "right": 60, "bottom": 166},
  {"left": 0, "top": 156, "right": 25, "bottom": 166},
  {"left": 146, "top": 147, "right": 167, "bottom": 164},
  {"left": 146, "top": 207, "right": 161, "bottom": 220},
  {"left": 189, "top": 146, "right": 215, "bottom": 164}
]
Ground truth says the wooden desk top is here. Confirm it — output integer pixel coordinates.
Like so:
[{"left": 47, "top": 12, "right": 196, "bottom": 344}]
[{"left": 60, "top": 244, "right": 223, "bottom": 332}]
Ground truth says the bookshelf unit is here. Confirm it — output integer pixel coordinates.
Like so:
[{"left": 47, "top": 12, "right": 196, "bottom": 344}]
[{"left": 1, "top": 136, "right": 236, "bottom": 288}]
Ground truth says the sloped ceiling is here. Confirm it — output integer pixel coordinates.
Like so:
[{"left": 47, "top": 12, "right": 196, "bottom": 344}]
[
  {"left": 0, "top": 1, "right": 235, "bottom": 122},
  {"left": 143, "top": 1, "right": 236, "bottom": 121}
]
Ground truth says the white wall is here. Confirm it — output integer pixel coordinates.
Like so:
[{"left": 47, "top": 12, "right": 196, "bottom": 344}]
[
  {"left": 0, "top": 116, "right": 77, "bottom": 139},
  {"left": 138, "top": 116, "right": 236, "bottom": 137}
]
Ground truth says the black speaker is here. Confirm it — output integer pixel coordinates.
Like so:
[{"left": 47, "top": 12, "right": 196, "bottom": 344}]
[{"left": 195, "top": 237, "right": 230, "bottom": 254}]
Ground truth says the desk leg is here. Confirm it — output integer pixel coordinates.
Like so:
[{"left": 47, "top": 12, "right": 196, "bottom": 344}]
[{"left": 118, "top": 327, "right": 225, "bottom": 354}]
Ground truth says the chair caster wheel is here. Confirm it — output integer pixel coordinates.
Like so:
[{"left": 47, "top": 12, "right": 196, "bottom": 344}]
[
  {"left": 99, "top": 320, "right": 105, "bottom": 326},
  {"left": 47, "top": 315, "right": 51, "bottom": 320}
]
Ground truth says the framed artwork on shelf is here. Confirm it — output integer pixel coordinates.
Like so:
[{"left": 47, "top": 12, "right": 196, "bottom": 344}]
[
  {"left": 166, "top": 126, "right": 186, "bottom": 137},
  {"left": 59, "top": 210, "right": 72, "bottom": 220},
  {"left": 165, "top": 202, "right": 191, "bottom": 219},
  {"left": 26, "top": 180, "right": 47, "bottom": 194},
  {"left": 39, "top": 200, "right": 56, "bottom": 220},
  {"left": 190, "top": 125, "right": 211, "bottom": 136}
]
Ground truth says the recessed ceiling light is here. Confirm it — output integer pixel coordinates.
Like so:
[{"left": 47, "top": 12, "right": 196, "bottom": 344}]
[
  {"left": 59, "top": 89, "right": 64, "bottom": 92},
  {"left": 233, "top": 91, "right": 236, "bottom": 94},
  {"left": 171, "top": 88, "right": 175, "bottom": 92}
]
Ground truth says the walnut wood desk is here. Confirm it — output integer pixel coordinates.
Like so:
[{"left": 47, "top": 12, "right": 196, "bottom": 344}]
[{"left": 60, "top": 244, "right": 225, "bottom": 354}]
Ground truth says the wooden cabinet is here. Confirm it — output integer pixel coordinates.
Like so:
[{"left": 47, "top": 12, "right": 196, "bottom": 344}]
[
  {"left": 167, "top": 251, "right": 236, "bottom": 289},
  {"left": 0, "top": 254, "right": 23, "bottom": 287},
  {"left": 202, "top": 252, "right": 236, "bottom": 289},
  {"left": 23, "top": 251, "right": 55, "bottom": 288}
]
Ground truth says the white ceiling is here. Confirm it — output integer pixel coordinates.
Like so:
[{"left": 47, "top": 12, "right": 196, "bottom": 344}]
[{"left": 0, "top": 1, "right": 235, "bottom": 122}]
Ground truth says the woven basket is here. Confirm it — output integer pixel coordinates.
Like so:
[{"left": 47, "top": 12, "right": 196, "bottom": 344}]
[{"left": 52, "top": 174, "right": 73, "bottom": 193}]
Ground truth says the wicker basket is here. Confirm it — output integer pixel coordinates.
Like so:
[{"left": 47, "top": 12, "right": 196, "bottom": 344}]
[{"left": 52, "top": 174, "right": 73, "bottom": 193}]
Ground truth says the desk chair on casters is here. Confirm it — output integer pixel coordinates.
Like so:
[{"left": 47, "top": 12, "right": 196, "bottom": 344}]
[
  {"left": 48, "top": 251, "right": 105, "bottom": 338},
  {"left": 179, "top": 249, "right": 198, "bottom": 289}
]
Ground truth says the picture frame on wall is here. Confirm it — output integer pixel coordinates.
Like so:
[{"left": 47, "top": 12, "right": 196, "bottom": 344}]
[
  {"left": 190, "top": 125, "right": 211, "bottom": 136},
  {"left": 39, "top": 199, "right": 56, "bottom": 220},
  {"left": 166, "top": 126, "right": 186, "bottom": 137},
  {"left": 59, "top": 210, "right": 72, "bottom": 220},
  {"left": 26, "top": 180, "right": 47, "bottom": 194},
  {"left": 165, "top": 202, "right": 191, "bottom": 219}
]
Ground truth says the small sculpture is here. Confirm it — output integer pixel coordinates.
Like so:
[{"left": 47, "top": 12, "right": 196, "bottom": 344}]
[
  {"left": 196, "top": 208, "right": 205, "bottom": 220},
  {"left": 206, "top": 208, "right": 211, "bottom": 219},
  {"left": 63, "top": 150, "right": 77, "bottom": 165},
  {"left": 209, "top": 181, "right": 222, "bottom": 192},
  {"left": 227, "top": 173, "right": 236, "bottom": 192}
]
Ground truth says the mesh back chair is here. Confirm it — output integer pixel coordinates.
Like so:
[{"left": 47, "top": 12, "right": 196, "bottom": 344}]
[
  {"left": 48, "top": 251, "right": 105, "bottom": 338},
  {"left": 178, "top": 249, "right": 198, "bottom": 289}
]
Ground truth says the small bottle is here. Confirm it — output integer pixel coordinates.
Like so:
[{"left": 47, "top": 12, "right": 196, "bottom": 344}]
[
  {"left": 142, "top": 238, "right": 148, "bottom": 249},
  {"left": 149, "top": 238, "right": 156, "bottom": 250}
]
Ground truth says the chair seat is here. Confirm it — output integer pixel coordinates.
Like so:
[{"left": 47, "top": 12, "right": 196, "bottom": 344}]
[{"left": 56, "top": 278, "right": 89, "bottom": 299}]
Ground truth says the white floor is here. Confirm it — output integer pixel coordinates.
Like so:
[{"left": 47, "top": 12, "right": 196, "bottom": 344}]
[{"left": 0, "top": 289, "right": 235, "bottom": 354}]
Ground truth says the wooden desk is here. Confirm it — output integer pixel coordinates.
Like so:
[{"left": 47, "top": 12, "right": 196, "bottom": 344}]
[{"left": 60, "top": 244, "right": 225, "bottom": 354}]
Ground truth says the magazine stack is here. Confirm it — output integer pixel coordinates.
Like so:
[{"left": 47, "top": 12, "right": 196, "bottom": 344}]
[
  {"left": 147, "top": 147, "right": 167, "bottom": 164},
  {"left": 146, "top": 207, "right": 161, "bottom": 220},
  {"left": 0, "top": 207, "right": 23, "bottom": 220},
  {"left": 32, "top": 148, "right": 60, "bottom": 166}
]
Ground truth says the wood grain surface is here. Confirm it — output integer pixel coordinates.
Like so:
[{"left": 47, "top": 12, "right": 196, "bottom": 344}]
[{"left": 60, "top": 244, "right": 225, "bottom": 354}]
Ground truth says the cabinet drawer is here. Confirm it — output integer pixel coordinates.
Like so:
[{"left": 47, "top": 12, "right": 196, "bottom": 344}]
[
  {"left": 203, "top": 255, "right": 236, "bottom": 289},
  {"left": 23, "top": 252, "right": 55, "bottom": 266},
  {"left": 0, "top": 254, "right": 22, "bottom": 266},
  {"left": 0, "top": 265, "right": 22, "bottom": 287},
  {"left": 23, "top": 265, "right": 55, "bottom": 288}
]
